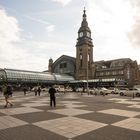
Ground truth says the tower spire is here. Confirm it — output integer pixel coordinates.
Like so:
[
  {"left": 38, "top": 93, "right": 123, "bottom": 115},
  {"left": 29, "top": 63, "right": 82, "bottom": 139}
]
[
  {"left": 84, "top": 7, "right": 85, "bottom": 13},
  {"left": 83, "top": 7, "right": 86, "bottom": 20}
]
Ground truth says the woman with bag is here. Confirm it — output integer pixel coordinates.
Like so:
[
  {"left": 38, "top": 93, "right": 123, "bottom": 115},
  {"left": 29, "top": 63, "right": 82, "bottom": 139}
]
[{"left": 3, "top": 84, "right": 13, "bottom": 108}]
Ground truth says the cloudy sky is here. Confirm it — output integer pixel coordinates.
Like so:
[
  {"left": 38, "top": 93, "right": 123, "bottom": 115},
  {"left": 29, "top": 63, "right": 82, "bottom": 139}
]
[{"left": 0, "top": 0, "right": 140, "bottom": 71}]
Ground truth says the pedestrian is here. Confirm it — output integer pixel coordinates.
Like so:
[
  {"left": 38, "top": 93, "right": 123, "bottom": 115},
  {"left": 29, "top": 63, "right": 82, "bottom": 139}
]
[
  {"left": 2, "top": 84, "right": 13, "bottom": 108},
  {"left": 48, "top": 85, "right": 56, "bottom": 107},
  {"left": 34, "top": 87, "right": 38, "bottom": 96},
  {"left": 37, "top": 86, "right": 41, "bottom": 96},
  {"left": 23, "top": 87, "right": 27, "bottom": 96}
]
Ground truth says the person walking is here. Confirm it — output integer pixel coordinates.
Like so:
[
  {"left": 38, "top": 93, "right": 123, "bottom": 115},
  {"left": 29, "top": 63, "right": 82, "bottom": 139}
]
[
  {"left": 48, "top": 85, "right": 56, "bottom": 107},
  {"left": 2, "top": 84, "right": 13, "bottom": 108},
  {"left": 23, "top": 87, "right": 27, "bottom": 96},
  {"left": 34, "top": 87, "right": 38, "bottom": 96},
  {"left": 37, "top": 86, "right": 41, "bottom": 96}
]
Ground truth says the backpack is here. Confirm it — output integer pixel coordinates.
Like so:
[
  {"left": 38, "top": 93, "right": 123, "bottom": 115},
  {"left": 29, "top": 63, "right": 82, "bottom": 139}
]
[{"left": 7, "top": 86, "right": 12, "bottom": 95}]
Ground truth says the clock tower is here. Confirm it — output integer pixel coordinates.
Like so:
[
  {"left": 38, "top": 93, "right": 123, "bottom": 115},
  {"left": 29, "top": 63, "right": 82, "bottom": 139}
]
[{"left": 76, "top": 8, "right": 94, "bottom": 80}]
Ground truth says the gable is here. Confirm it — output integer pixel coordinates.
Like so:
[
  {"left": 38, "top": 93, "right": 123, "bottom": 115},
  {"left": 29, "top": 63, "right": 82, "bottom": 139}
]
[
  {"left": 52, "top": 55, "right": 76, "bottom": 76},
  {"left": 53, "top": 55, "right": 76, "bottom": 69}
]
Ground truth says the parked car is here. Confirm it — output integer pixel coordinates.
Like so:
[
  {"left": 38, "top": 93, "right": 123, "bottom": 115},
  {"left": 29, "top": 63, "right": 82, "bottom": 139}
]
[
  {"left": 31, "top": 86, "right": 37, "bottom": 91},
  {"left": 76, "top": 87, "right": 83, "bottom": 92},
  {"left": 108, "top": 87, "right": 119, "bottom": 94},
  {"left": 89, "top": 87, "right": 119, "bottom": 95},
  {"left": 119, "top": 88, "right": 140, "bottom": 97},
  {"left": 99, "top": 87, "right": 109, "bottom": 95},
  {"left": 89, "top": 88, "right": 108, "bottom": 95},
  {"left": 54, "top": 85, "right": 65, "bottom": 92},
  {"left": 65, "top": 87, "right": 72, "bottom": 92},
  {"left": 118, "top": 88, "right": 128, "bottom": 96},
  {"left": 89, "top": 88, "right": 97, "bottom": 95},
  {"left": 41, "top": 87, "right": 49, "bottom": 92}
]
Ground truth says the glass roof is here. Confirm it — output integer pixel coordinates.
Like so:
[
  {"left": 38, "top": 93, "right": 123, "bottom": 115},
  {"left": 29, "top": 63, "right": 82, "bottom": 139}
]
[
  {"left": 54, "top": 74, "right": 74, "bottom": 81},
  {"left": 0, "top": 69, "right": 74, "bottom": 83}
]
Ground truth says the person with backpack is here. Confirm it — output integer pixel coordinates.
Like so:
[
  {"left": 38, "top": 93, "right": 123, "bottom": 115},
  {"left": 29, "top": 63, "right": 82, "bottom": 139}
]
[{"left": 2, "top": 84, "right": 13, "bottom": 108}]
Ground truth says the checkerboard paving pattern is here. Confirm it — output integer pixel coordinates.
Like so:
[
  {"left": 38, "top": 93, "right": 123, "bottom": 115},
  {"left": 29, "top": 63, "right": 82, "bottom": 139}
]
[
  {"left": 82, "top": 94, "right": 95, "bottom": 97},
  {"left": 108, "top": 97, "right": 140, "bottom": 108},
  {"left": 65, "top": 104, "right": 87, "bottom": 108},
  {"left": 0, "top": 116, "right": 28, "bottom": 130},
  {"left": 33, "top": 116, "right": 107, "bottom": 139},
  {"left": 108, "top": 97, "right": 140, "bottom": 105},
  {"left": 105, "top": 97, "right": 140, "bottom": 132},
  {"left": 60, "top": 101, "right": 83, "bottom": 104},
  {"left": 30, "top": 100, "right": 50, "bottom": 103},
  {"left": 98, "top": 109, "right": 140, "bottom": 117},
  {"left": 108, "top": 98, "right": 128, "bottom": 101},
  {"left": 10, "top": 96, "right": 39, "bottom": 103},
  {"left": 48, "top": 108, "right": 93, "bottom": 116},
  {"left": 59, "top": 101, "right": 87, "bottom": 108},
  {"left": 116, "top": 100, "right": 140, "bottom": 105},
  {"left": 131, "top": 98, "right": 140, "bottom": 101},
  {"left": 0, "top": 93, "right": 140, "bottom": 140},
  {"left": 0, "top": 107, "right": 43, "bottom": 115},
  {"left": 112, "top": 118, "right": 140, "bottom": 131},
  {"left": 63, "top": 93, "right": 79, "bottom": 99},
  {"left": 22, "top": 102, "right": 48, "bottom": 107},
  {"left": 0, "top": 101, "right": 5, "bottom": 106},
  {"left": 128, "top": 104, "right": 140, "bottom": 108}
]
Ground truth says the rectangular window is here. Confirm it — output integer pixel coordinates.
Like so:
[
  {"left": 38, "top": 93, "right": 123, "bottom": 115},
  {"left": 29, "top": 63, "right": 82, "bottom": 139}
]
[
  {"left": 100, "top": 72, "right": 103, "bottom": 76},
  {"left": 60, "top": 63, "right": 67, "bottom": 68},
  {"left": 60, "top": 64, "right": 63, "bottom": 68},
  {"left": 106, "top": 71, "right": 110, "bottom": 75},
  {"left": 112, "top": 71, "right": 117, "bottom": 75},
  {"left": 119, "top": 70, "right": 123, "bottom": 75},
  {"left": 64, "top": 63, "right": 67, "bottom": 68}
]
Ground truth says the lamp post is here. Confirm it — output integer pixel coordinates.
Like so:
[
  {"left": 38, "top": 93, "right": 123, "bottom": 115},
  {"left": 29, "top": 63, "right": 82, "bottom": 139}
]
[
  {"left": 86, "top": 46, "right": 89, "bottom": 95},
  {"left": 3, "top": 68, "right": 8, "bottom": 85}
]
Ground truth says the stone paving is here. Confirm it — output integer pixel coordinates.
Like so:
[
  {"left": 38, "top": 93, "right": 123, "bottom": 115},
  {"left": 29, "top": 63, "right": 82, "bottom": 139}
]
[{"left": 0, "top": 91, "right": 140, "bottom": 140}]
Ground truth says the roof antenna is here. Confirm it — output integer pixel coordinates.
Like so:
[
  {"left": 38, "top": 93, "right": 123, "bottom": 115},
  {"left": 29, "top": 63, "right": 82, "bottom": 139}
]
[{"left": 83, "top": 0, "right": 86, "bottom": 10}]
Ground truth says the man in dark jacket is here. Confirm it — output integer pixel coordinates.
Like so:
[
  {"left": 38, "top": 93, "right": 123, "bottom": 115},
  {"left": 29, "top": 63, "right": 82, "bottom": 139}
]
[{"left": 48, "top": 86, "right": 56, "bottom": 107}]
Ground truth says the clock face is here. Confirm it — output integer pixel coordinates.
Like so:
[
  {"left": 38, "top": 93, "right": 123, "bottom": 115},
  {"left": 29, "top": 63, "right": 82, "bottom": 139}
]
[
  {"left": 79, "top": 32, "right": 83, "bottom": 37},
  {"left": 87, "top": 32, "right": 90, "bottom": 37}
]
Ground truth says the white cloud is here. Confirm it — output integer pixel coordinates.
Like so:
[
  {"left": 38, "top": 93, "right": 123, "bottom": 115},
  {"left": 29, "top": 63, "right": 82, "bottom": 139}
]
[
  {"left": 14, "top": 40, "right": 75, "bottom": 71},
  {"left": 46, "top": 25, "right": 55, "bottom": 32},
  {"left": 1, "top": 0, "right": 140, "bottom": 72},
  {"left": 24, "top": 15, "right": 49, "bottom": 25},
  {"left": 0, "top": 8, "right": 21, "bottom": 46},
  {"left": 86, "top": 0, "right": 140, "bottom": 63},
  {"left": 127, "top": 0, "right": 140, "bottom": 47},
  {"left": 0, "top": 8, "right": 25, "bottom": 67},
  {"left": 52, "top": 0, "right": 72, "bottom": 6},
  {"left": 0, "top": 7, "right": 74, "bottom": 71},
  {"left": 0, "top": 8, "right": 41, "bottom": 71}
]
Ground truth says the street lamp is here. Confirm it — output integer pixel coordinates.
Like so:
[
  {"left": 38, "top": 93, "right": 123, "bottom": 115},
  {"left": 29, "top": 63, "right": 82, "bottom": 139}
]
[{"left": 86, "top": 46, "right": 89, "bottom": 95}]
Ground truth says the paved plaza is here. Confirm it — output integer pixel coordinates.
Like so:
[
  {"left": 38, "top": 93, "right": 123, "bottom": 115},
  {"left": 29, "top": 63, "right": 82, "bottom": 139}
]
[{"left": 0, "top": 91, "right": 140, "bottom": 140}]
